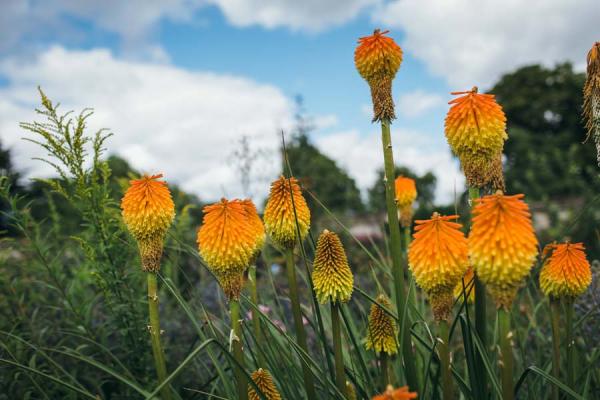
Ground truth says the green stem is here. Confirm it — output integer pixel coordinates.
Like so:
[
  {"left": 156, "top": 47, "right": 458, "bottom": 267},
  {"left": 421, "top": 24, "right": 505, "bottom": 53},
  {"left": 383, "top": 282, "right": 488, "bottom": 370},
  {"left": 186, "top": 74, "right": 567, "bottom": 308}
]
[
  {"left": 331, "top": 303, "right": 347, "bottom": 398},
  {"left": 438, "top": 320, "right": 453, "bottom": 400},
  {"left": 285, "top": 248, "right": 317, "bottom": 399},
  {"left": 248, "top": 265, "right": 265, "bottom": 367},
  {"left": 469, "top": 186, "right": 488, "bottom": 398},
  {"left": 550, "top": 298, "right": 561, "bottom": 400},
  {"left": 380, "top": 119, "right": 418, "bottom": 391},
  {"left": 498, "top": 308, "right": 514, "bottom": 400},
  {"left": 565, "top": 297, "right": 575, "bottom": 390},
  {"left": 380, "top": 352, "right": 390, "bottom": 389},
  {"left": 404, "top": 226, "right": 423, "bottom": 389},
  {"left": 147, "top": 273, "right": 173, "bottom": 400},
  {"left": 230, "top": 299, "right": 248, "bottom": 400}
]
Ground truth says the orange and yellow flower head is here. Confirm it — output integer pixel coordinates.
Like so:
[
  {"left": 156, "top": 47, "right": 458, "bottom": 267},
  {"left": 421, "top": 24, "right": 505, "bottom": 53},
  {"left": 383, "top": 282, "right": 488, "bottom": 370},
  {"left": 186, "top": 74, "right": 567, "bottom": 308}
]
[
  {"left": 241, "top": 199, "right": 265, "bottom": 259},
  {"left": 354, "top": 29, "right": 403, "bottom": 122},
  {"left": 469, "top": 193, "right": 538, "bottom": 308},
  {"left": 453, "top": 267, "right": 476, "bottom": 304},
  {"left": 372, "top": 385, "right": 418, "bottom": 400},
  {"left": 540, "top": 242, "right": 592, "bottom": 299},
  {"left": 197, "top": 198, "right": 263, "bottom": 300},
  {"left": 312, "top": 230, "right": 354, "bottom": 304},
  {"left": 408, "top": 213, "right": 469, "bottom": 320},
  {"left": 444, "top": 88, "right": 507, "bottom": 190},
  {"left": 121, "top": 174, "right": 175, "bottom": 272},
  {"left": 248, "top": 368, "right": 282, "bottom": 400},
  {"left": 584, "top": 42, "right": 600, "bottom": 166},
  {"left": 263, "top": 176, "right": 310, "bottom": 249},
  {"left": 395, "top": 176, "right": 417, "bottom": 227},
  {"left": 365, "top": 294, "right": 398, "bottom": 355}
]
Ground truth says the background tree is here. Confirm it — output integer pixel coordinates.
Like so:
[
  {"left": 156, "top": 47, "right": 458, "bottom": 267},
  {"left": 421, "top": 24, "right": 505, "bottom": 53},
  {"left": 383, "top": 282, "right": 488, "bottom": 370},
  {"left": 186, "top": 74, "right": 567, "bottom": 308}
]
[
  {"left": 283, "top": 96, "right": 365, "bottom": 220},
  {"left": 491, "top": 63, "right": 600, "bottom": 257}
]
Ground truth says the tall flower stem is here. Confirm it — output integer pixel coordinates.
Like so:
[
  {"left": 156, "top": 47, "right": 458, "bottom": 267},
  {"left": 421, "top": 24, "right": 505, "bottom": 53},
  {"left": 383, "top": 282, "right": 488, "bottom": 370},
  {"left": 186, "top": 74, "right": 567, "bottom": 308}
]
[
  {"left": 403, "top": 226, "right": 423, "bottom": 387},
  {"left": 230, "top": 298, "right": 248, "bottom": 400},
  {"left": 498, "top": 308, "right": 514, "bottom": 400},
  {"left": 285, "top": 248, "right": 317, "bottom": 399},
  {"left": 380, "top": 352, "right": 390, "bottom": 388},
  {"left": 331, "top": 302, "right": 347, "bottom": 397},
  {"left": 549, "top": 298, "right": 561, "bottom": 400},
  {"left": 147, "top": 273, "right": 173, "bottom": 400},
  {"left": 469, "top": 186, "right": 488, "bottom": 397},
  {"left": 565, "top": 297, "right": 575, "bottom": 390},
  {"left": 438, "top": 320, "right": 453, "bottom": 400},
  {"left": 380, "top": 119, "right": 418, "bottom": 390},
  {"left": 248, "top": 265, "right": 265, "bottom": 367}
]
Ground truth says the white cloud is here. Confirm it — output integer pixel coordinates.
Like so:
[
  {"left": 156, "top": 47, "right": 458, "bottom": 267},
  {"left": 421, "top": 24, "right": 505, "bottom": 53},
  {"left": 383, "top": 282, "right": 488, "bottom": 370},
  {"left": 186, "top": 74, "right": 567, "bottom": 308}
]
[
  {"left": 207, "top": 0, "right": 378, "bottom": 31},
  {"left": 397, "top": 90, "right": 444, "bottom": 118},
  {"left": 314, "top": 128, "right": 463, "bottom": 204},
  {"left": 375, "top": 0, "right": 600, "bottom": 88},
  {"left": 0, "top": 46, "right": 293, "bottom": 203}
]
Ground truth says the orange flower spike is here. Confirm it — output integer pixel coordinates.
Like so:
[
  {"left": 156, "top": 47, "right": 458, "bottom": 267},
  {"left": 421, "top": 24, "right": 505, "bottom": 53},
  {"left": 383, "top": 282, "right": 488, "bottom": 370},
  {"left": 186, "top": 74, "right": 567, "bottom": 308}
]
[
  {"left": 408, "top": 213, "right": 469, "bottom": 320},
  {"left": 444, "top": 87, "right": 507, "bottom": 189},
  {"left": 469, "top": 193, "right": 539, "bottom": 308},
  {"left": 241, "top": 199, "right": 265, "bottom": 258},
  {"left": 121, "top": 174, "right": 175, "bottom": 272},
  {"left": 354, "top": 29, "right": 403, "bottom": 122},
  {"left": 372, "top": 385, "right": 418, "bottom": 400},
  {"left": 263, "top": 176, "right": 311, "bottom": 249},
  {"left": 540, "top": 242, "right": 592, "bottom": 299},
  {"left": 197, "top": 198, "right": 259, "bottom": 299},
  {"left": 395, "top": 176, "right": 417, "bottom": 227}
]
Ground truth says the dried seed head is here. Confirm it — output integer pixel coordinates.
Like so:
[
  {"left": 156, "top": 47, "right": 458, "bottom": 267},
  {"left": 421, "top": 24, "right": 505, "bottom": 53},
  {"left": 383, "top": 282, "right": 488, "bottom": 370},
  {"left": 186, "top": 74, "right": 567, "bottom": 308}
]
[
  {"left": 312, "top": 230, "right": 354, "bottom": 304},
  {"left": 469, "top": 193, "right": 538, "bottom": 309},
  {"left": 583, "top": 42, "right": 600, "bottom": 165},
  {"left": 263, "top": 176, "right": 311, "bottom": 249},
  {"left": 365, "top": 294, "right": 398, "bottom": 355}
]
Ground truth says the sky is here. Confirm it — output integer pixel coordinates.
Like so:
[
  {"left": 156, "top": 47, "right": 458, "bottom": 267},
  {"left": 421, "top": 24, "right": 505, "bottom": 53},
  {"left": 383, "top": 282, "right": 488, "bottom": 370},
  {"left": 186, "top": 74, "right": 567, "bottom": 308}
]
[{"left": 0, "top": 0, "right": 598, "bottom": 205}]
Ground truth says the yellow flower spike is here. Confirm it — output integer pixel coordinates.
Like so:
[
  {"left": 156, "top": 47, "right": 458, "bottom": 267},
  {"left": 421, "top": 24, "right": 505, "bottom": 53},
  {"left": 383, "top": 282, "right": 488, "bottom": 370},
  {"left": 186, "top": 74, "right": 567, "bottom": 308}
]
[
  {"left": 584, "top": 42, "right": 600, "bottom": 165},
  {"left": 372, "top": 385, "right": 418, "bottom": 400},
  {"left": 346, "top": 381, "right": 358, "bottom": 400},
  {"left": 121, "top": 174, "right": 175, "bottom": 272},
  {"left": 365, "top": 294, "right": 398, "bottom": 355},
  {"left": 263, "top": 176, "right": 310, "bottom": 249},
  {"left": 395, "top": 176, "right": 417, "bottom": 228},
  {"left": 248, "top": 368, "right": 282, "bottom": 400},
  {"left": 444, "top": 87, "right": 508, "bottom": 189},
  {"left": 241, "top": 199, "right": 265, "bottom": 258},
  {"left": 540, "top": 242, "right": 592, "bottom": 299},
  {"left": 453, "top": 267, "right": 476, "bottom": 304},
  {"left": 197, "top": 198, "right": 260, "bottom": 300},
  {"left": 469, "top": 193, "right": 539, "bottom": 309},
  {"left": 312, "top": 229, "right": 354, "bottom": 304},
  {"left": 354, "top": 29, "right": 403, "bottom": 122},
  {"left": 408, "top": 213, "right": 469, "bottom": 320}
]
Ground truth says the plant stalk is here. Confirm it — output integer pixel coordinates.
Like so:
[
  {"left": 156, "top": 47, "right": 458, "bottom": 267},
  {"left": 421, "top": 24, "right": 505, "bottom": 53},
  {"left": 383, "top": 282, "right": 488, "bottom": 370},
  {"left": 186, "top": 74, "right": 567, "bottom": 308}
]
[
  {"left": 565, "top": 297, "right": 575, "bottom": 390},
  {"left": 380, "top": 352, "right": 390, "bottom": 389},
  {"left": 380, "top": 119, "right": 418, "bottom": 391},
  {"left": 331, "top": 302, "right": 347, "bottom": 398},
  {"left": 248, "top": 265, "right": 265, "bottom": 367},
  {"left": 147, "top": 273, "right": 173, "bottom": 400},
  {"left": 498, "top": 308, "right": 514, "bottom": 400},
  {"left": 285, "top": 248, "right": 317, "bottom": 399},
  {"left": 549, "top": 298, "right": 561, "bottom": 400},
  {"left": 469, "top": 186, "right": 488, "bottom": 398},
  {"left": 230, "top": 298, "right": 249, "bottom": 400},
  {"left": 438, "top": 320, "right": 453, "bottom": 400}
]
